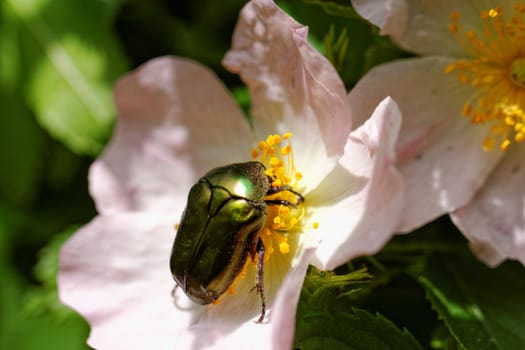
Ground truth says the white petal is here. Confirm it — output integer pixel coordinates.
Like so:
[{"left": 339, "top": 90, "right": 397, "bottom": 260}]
[
  {"left": 223, "top": 0, "right": 352, "bottom": 191},
  {"left": 348, "top": 57, "right": 503, "bottom": 232},
  {"left": 309, "top": 97, "right": 404, "bottom": 270},
  {"left": 353, "top": 0, "right": 510, "bottom": 56},
  {"left": 451, "top": 144, "right": 525, "bottom": 266},
  {"left": 182, "top": 248, "right": 314, "bottom": 349},
  {"left": 351, "top": 0, "right": 408, "bottom": 40},
  {"left": 91, "top": 56, "right": 252, "bottom": 215},
  {"left": 58, "top": 214, "right": 198, "bottom": 350},
  {"left": 59, "top": 213, "right": 310, "bottom": 350}
]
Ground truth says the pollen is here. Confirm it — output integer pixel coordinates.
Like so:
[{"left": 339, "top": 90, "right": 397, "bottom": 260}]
[
  {"left": 279, "top": 242, "right": 290, "bottom": 254},
  {"left": 250, "top": 133, "right": 315, "bottom": 263},
  {"left": 446, "top": 4, "right": 525, "bottom": 151}
]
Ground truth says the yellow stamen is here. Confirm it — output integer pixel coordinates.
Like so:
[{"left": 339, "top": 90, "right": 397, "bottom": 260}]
[
  {"left": 446, "top": 5, "right": 525, "bottom": 151},
  {"left": 279, "top": 242, "right": 290, "bottom": 254},
  {"left": 225, "top": 133, "right": 317, "bottom": 301}
]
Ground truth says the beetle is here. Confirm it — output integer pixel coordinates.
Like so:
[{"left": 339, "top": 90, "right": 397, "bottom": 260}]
[{"left": 170, "top": 161, "right": 303, "bottom": 323}]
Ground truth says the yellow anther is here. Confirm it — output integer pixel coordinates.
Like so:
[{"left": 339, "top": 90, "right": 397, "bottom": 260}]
[
  {"left": 249, "top": 133, "right": 312, "bottom": 267},
  {"left": 279, "top": 242, "right": 290, "bottom": 254},
  {"left": 280, "top": 145, "right": 291, "bottom": 155},
  {"left": 505, "top": 116, "right": 516, "bottom": 126},
  {"left": 501, "top": 138, "right": 511, "bottom": 151},
  {"left": 447, "top": 6, "right": 525, "bottom": 152},
  {"left": 313, "top": 222, "right": 320, "bottom": 229},
  {"left": 466, "top": 30, "right": 476, "bottom": 39},
  {"left": 515, "top": 132, "right": 525, "bottom": 142},
  {"left": 258, "top": 141, "right": 268, "bottom": 150},
  {"left": 444, "top": 64, "right": 456, "bottom": 73},
  {"left": 488, "top": 8, "right": 501, "bottom": 18},
  {"left": 448, "top": 23, "right": 459, "bottom": 33},
  {"left": 515, "top": 4, "right": 525, "bottom": 12},
  {"left": 269, "top": 156, "right": 281, "bottom": 167}
]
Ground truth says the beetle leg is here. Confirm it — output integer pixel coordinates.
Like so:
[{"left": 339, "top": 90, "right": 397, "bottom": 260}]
[
  {"left": 255, "top": 238, "right": 266, "bottom": 323},
  {"left": 265, "top": 198, "right": 298, "bottom": 208}
]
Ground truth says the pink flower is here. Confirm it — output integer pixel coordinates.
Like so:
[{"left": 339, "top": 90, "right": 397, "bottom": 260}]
[
  {"left": 58, "top": 0, "right": 404, "bottom": 349},
  {"left": 350, "top": 0, "right": 525, "bottom": 266}
]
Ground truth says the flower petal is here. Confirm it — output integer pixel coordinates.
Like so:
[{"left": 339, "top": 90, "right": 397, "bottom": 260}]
[
  {"left": 179, "top": 248, "right": 314, "bottom": 349},
  {"left": 309, "top": 97, "right": 404, "bottom": 270},
  {"left": 352, "top": 0, "right": 493, "bottom": 56},
  {"left": 58, "top": 214, "right": 197, "bottom": 350},
  {"left": 351, "top": 0, "right": 408, "bottom": 41},
  {"left": 349, "top": 57, "right": 503, "bottom": 232},
  {"left": 451, "top": 144, "right": 525, "bottom": 267},
  {"left": 59, "top": 213, "right": 314, "bottom": 350},
  {"left": 91, "top": 56, "right": 252, "bottom": 215},
  {"left": 223, "top": 0, "right": 352, "bottom": 191},
  {"left": 269, "top": 247, "right": 314, "bottom": 348}
]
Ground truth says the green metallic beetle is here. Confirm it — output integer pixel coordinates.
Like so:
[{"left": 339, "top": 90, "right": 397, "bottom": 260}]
[{"left": 170, "top": 161, "right": 303, "bottom": 323}]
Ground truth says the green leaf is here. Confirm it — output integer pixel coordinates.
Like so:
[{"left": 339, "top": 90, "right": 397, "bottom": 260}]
[
  {"left": 296, "top": 266, "right": 423, "bottom": 350},
  {"left": 24, "top": 227, "right": 81, "bottom": 320},
  {"left": 0, "top": 206, "right": 90, "bottom": 350},
  {"left": 419, "top": 254, "right": 525, "bottom": 350},
  {"left": 299, "top": 0, "right": 359, "bottom": 19},
  {"left": 0, "top": 94, "right": 46, "bottom": 207},
  {"left": 295, "top": 307, "right": 424, "bottom": 350},
  {"left": 4, "top": 0, "right": 128, "bottom": 155}
]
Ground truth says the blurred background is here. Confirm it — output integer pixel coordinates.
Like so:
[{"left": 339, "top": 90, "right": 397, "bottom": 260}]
[{"left": 3, "top": 1, "right": 523, "bottom": 349}]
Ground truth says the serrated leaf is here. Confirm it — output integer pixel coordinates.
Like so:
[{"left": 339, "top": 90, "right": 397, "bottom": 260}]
[
  {"left": 5, "top": 0, "right": 128, "bottom": 155},
  {"left": 419, "top": 254, "right": 525, "bottom": 350},
  {"left": 295, "top": 307, "right": 423, "bottom": 350}
]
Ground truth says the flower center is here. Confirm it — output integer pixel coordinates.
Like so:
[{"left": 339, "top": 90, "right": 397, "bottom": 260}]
[
  {"left": 225, "top": 133, "right": 318, "bottom": 297},
  {"left": 251, "top": 133, "right": 311, "bottom": 259},
  {"left": 445, "top": 4, "right": 525, "bottom": 151},
  {"left": 510, "top": 57, "right": 525, "bottom": 87}
]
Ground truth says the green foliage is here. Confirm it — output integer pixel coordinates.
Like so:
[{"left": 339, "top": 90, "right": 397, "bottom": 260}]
[
  {"left": 295, "top": 265, "right": 424, "bottom": 349},
  {"left": 419, "top": 254, "right": 525, "bottom": 350},
  {"left": 279, "top": 0, "right": 409, "bottom": 88},
  {"left": 296, "top": 305, "right": 424, "bottom": 350},
  {"left": 2, "top": 0, "right": 128, "bottom": 155},
  {"left": 300, "top": 0, "right": 359, "bottom": 19}
]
